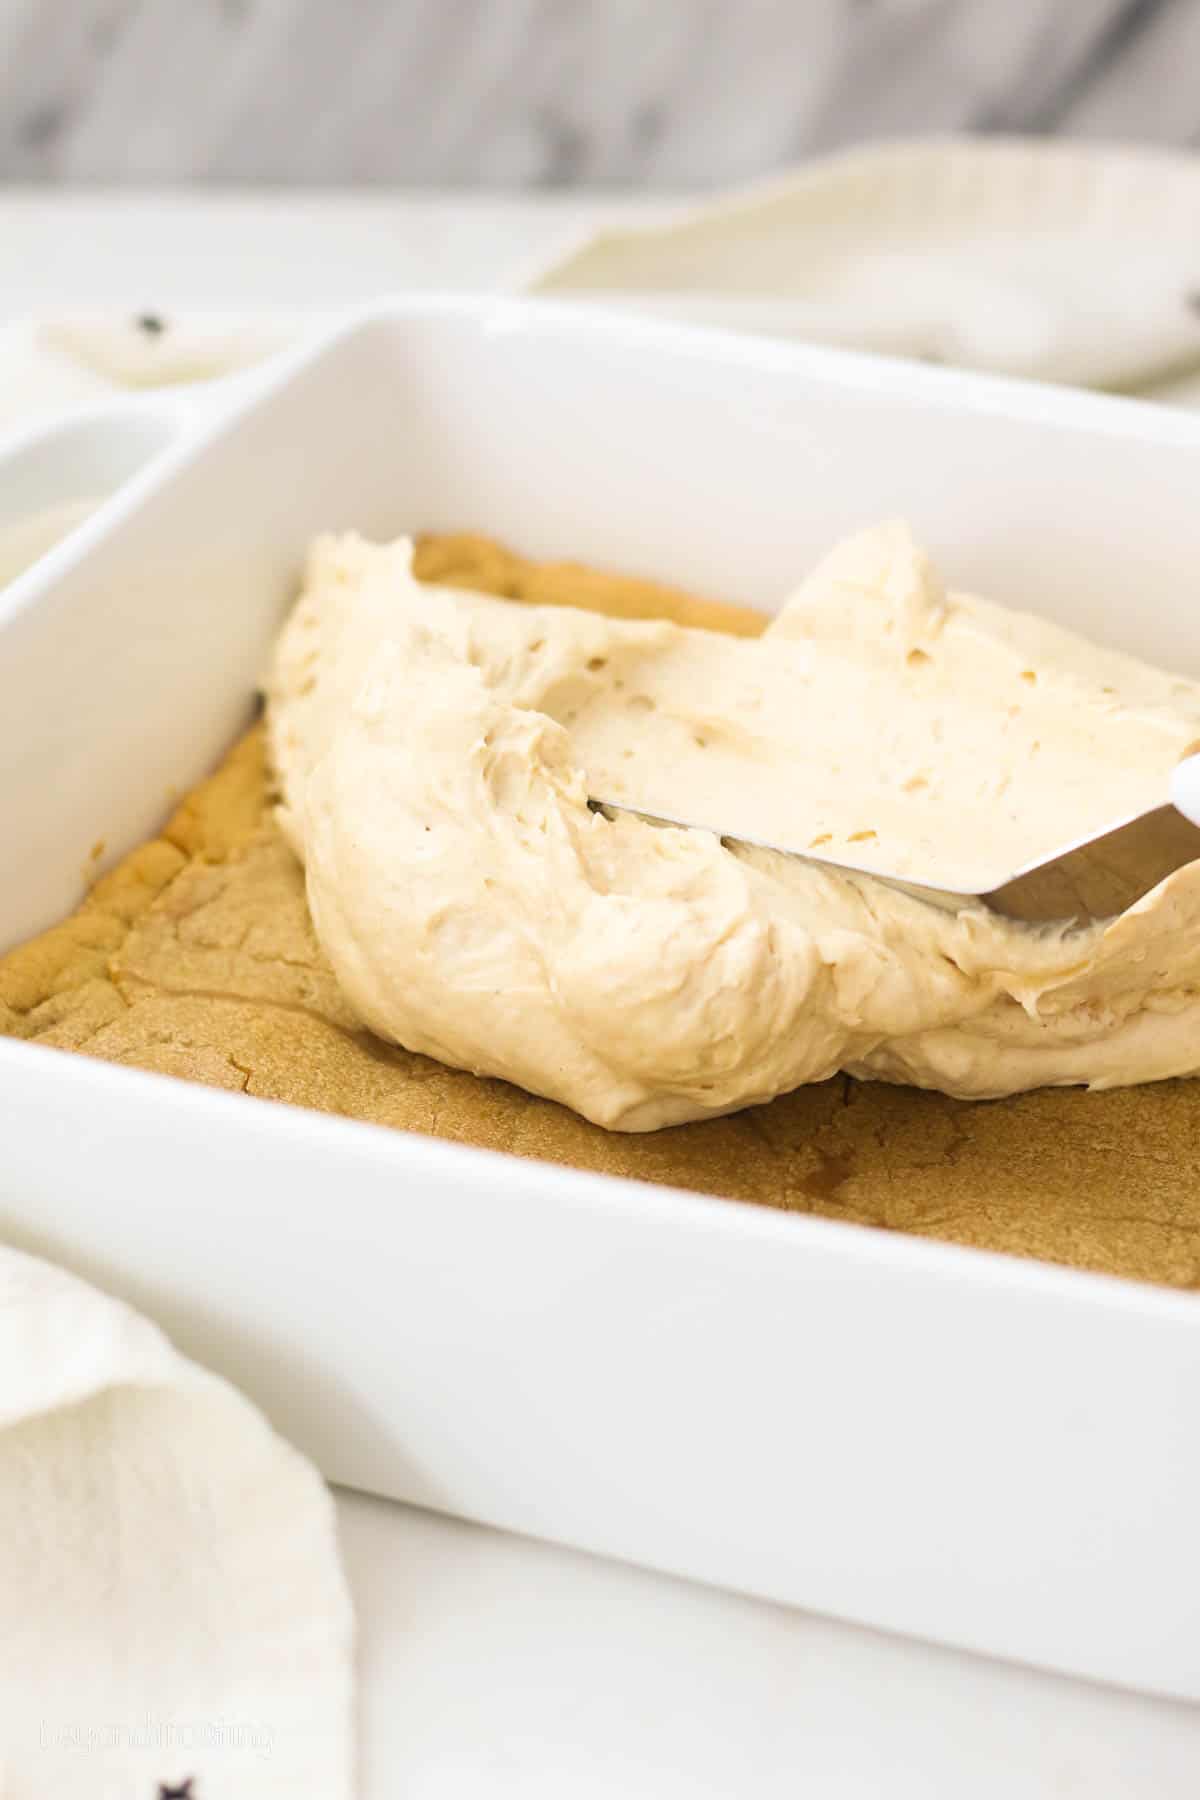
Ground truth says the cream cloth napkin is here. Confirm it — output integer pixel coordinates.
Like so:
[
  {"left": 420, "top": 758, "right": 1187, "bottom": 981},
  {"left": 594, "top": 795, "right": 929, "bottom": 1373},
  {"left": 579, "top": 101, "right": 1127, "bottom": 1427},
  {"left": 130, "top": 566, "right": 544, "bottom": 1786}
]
[
  {"left": 523, "top": 138, "right": 1200, "bottom": 401},
  {"left": 0, "top": 1245, "right": 353, "bottom": 1798}
]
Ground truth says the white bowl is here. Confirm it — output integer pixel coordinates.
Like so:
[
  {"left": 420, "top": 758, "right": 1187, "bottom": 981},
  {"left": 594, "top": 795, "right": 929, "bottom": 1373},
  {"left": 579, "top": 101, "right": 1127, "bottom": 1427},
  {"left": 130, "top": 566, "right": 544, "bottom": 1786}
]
[{"left": 3, "top": 297, "right": 1200, "bottom": 1699}]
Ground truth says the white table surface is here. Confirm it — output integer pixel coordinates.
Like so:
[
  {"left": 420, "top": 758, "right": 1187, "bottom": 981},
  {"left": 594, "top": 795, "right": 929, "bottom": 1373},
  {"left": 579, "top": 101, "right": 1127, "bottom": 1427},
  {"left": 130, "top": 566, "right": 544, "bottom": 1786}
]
[{"left": 4, "top": 189, "right": 1200, "bottom": 1800}]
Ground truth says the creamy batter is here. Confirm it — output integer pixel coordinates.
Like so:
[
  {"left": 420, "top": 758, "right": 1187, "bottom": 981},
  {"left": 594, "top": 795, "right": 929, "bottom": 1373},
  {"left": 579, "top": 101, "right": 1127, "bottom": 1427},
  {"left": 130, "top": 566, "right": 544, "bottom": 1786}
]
[{"left": 265, "top": 524, "right": 1200, "bottom": 1130}]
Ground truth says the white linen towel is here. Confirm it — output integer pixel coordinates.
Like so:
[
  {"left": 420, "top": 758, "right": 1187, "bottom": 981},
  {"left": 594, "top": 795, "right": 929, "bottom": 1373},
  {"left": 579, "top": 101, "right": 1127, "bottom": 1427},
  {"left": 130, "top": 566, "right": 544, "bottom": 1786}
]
[{"left": 0, "top": 1247, "right": 353, "bottom": 1799}]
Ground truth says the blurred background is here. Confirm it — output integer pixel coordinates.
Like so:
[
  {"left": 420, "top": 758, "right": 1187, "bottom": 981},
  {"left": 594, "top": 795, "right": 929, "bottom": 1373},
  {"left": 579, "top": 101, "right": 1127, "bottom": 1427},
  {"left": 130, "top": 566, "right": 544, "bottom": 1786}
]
[{"left": 1, "top": 0, "right": 1198, "bottom": 190}]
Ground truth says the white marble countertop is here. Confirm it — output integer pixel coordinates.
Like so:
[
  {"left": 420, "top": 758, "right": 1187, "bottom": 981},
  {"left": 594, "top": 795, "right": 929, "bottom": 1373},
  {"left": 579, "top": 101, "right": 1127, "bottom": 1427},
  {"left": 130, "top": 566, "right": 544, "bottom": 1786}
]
[
  {"left": 5, "top": 0, "right": 1200, "bottom": 187},
  {"left": 5, "top": 189, "right": 1200, "bottom": 1799}
]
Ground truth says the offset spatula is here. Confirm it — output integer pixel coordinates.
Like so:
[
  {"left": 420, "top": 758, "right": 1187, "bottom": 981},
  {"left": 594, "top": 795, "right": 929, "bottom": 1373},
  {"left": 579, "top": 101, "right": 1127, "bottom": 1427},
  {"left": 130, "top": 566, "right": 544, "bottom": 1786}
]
[{"left": 592, "top": 754, "right": 1200, "bottom": 927}]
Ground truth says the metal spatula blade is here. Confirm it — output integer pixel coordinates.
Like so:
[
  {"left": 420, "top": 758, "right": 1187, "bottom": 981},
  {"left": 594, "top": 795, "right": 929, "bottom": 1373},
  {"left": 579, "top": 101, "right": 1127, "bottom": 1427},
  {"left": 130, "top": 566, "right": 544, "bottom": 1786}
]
[{"left": 590, "top": 755, "right": 1200, "bottom": 927}]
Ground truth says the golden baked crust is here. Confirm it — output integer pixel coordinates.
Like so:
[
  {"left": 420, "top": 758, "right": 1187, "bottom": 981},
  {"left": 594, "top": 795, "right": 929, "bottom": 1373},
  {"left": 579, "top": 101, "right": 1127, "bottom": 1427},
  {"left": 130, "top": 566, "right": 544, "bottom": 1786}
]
[{"left": 4, "top": 533, "right": 1200, "bottom": 1290}]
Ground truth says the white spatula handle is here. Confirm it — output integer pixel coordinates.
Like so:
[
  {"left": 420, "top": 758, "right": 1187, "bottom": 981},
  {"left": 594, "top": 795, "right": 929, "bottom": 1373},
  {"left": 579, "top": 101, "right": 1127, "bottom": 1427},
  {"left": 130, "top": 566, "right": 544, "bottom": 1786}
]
[{"left": 1170, "top": 753, "right": 1200, "bottom": 827}]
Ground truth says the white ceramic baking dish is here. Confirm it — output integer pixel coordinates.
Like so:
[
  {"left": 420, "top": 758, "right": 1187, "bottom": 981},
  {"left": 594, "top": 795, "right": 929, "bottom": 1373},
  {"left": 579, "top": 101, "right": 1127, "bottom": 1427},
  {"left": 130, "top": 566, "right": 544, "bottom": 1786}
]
[{"left": 2, "top": 298, "right": 1199, "bottom": 1701}]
